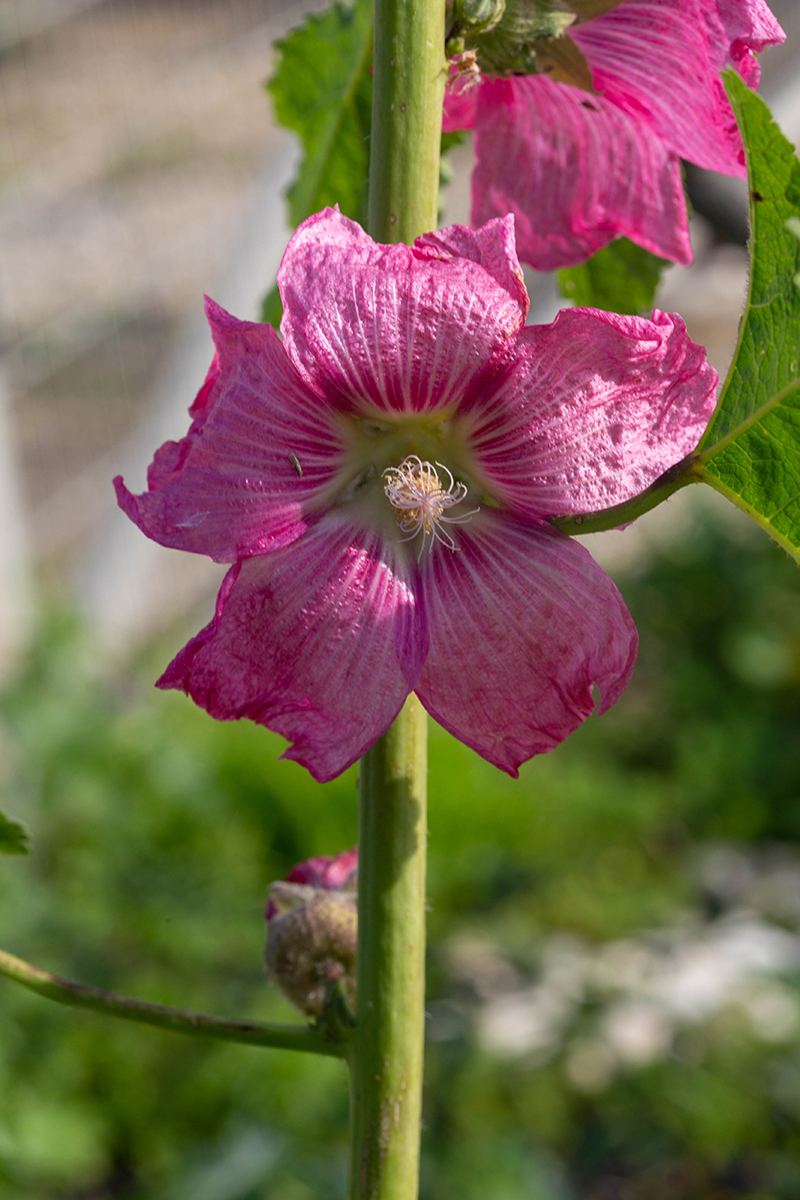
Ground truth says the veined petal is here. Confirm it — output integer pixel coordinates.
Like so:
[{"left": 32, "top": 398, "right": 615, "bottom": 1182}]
[
  {"left": 465, "top": 308, "right": 717, "bottom": 519},
  {"left": 157, "top": 513, "right": 426, "bottom": 783},
  {"left": 715, "top": 0, "right": 785, "bottom": 85},
  {"left": 415, "top": 514, "right": 637, "bottom": 776},
  {"left": 115, "top": 299, "right": 346, "bottom": 563},
  {"left": 415, "top": 219, "right": 529, "bottom": 321},
  {"left": 470, "top": 76, "right": 691, "bottom": 270},
  {"left": 278, "top": 208, "right": 528, "bottom": 416},
  {"left": 715, "top": 0, "right": 784, "bottom": 51},
  {"left": 572, "top": 0, "right": 749, "bottom": 176},
  {"left": 443, "top": 78, "right": 479, "bottom": 132}
]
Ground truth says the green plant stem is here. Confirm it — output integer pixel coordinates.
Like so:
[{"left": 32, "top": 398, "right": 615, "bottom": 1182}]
[
  {"left": 345, "top": 0, "right": 444, "bottom": 1191},
  {"left": 348, "top": 695, "right": 428, "bottom": 1200},
  {"left": 550, "top": 454, "right": 701, "bottom": 536},
  {"left": 0, "top": 947, "right": 347, "bottom": 1057},
  {"left": 368, "top": 0, "right": 447, "bottom": 244}
]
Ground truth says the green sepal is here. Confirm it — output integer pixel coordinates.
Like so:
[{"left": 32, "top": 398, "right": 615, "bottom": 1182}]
[
  {"left": 529, "top": 32, "right": 594, "bottom": 90},
  {"left": 267, "top": 0, "right": 373, "bottom": 229},
  {"left": 557, "top": 237, "right": 670, "bottom": 314},
  {"left": 0, "top": 811, "right": 30, "bottom": 856},
  {"left": 467, "top": 0, "right": 577, "bottom": 76},
  {"left": 697, "top": 72, "right": 800, "bottom": 561},
  {"left": 566, "top": 0, "right": 626, "bottom": 22}
]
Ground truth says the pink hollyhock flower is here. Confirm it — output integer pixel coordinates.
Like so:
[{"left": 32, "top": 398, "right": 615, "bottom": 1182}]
[
  {"left": 444, "top": 0, "right": 784, "bottom": 269},
  {"left": 115, "top": 209, "right": 717, "bottom": 782},
  {"left": 285, "top": 847, "right": 358, "bottom": 891}
]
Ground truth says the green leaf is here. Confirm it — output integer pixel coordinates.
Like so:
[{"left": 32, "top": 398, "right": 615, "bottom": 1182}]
[
  {"left": 0, "top": 811, "right": 30, "bottom": 855},
  {"left": 556, "top": 237, "right": 670, "bottom": 314},
  {"left": 267, "top": 0, "right": 373, "bottom": 229},
  {"left": 260, "top": 284, "right": 283, "bottom": 329},
  {"left": 697, "top": 72, "right": 800, "bottom": 561}
]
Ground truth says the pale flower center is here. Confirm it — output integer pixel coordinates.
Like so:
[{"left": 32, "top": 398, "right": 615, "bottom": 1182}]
[{"left": 383, "top": 455, "right": 478, "bottom": 553}]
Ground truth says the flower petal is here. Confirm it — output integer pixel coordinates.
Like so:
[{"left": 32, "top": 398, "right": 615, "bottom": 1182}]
[
  {"left": 470, "top": 76, "right": 691, "bottom": 270},
  {"left": 415, "top": 219, "right": 529, "bottom": 322},
  {"left": 277, "top": 208, "right": 528, "bottom": 415},
  {"left": 415, "top": 514, "right": 637, "bottom": 776},
  {"left": 715, "top": 0, "right": 784, "bottom": 85},
  {"left": 572, "top": 0, "right": 750, "bottom": 176},
  {"left": 443, "top": 77, "right": 479, "bottom": 132},
  {"left": 115, "top": 299, "right": 346, "bottom": 563},
  {"left": 286, "top": 848, "right": 359, "bottom": 889},
  {"left": 465, "top": 308, "right": 717, "bottom": 519},
  {"left": 157, "top": 513, "right": 426, "bottom": 783},
  {"left": 715, "top": 0, "right": 784, "bottom": 51}
]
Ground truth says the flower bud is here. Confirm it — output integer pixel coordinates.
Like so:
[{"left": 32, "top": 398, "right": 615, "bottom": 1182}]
[
  {"left": 448, "top": 0, "right": 507, "bottom": 40},
  {"left": 265, "top": 849, "right": 358, "bottom": 1018},
  {"left": 566, "top": 1, "right": 626, "bottom": 23}
]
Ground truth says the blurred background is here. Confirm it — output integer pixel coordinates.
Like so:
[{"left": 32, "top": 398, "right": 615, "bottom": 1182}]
[{"left": 2, "top": 1, "right": 800, "bottom": 1197}]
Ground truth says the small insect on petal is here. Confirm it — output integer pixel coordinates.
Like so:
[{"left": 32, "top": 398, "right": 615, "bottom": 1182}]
[{"left": 289, "top": 452, "right": 303, "bottom": 476}]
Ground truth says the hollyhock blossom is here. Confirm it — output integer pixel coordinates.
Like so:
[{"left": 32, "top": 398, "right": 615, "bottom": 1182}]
[
  {"left": 115, "top": 209, "right": 717, "bottom": 782},
  {"left": 265, "top": 849, "right": 358, "bottom": 1016},
  {"left": 444, "top": 0, "right": 784, "bottom": 269}
]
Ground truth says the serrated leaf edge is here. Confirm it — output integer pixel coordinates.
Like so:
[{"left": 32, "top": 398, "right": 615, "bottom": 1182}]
[
  {"left": 698, "top": 71, "right": 799, "bottom": 455},
  {"left": 268, "top": 2, "right": 373, "bottom": 225},
  {"left": 698, "top": 464, "right": 800, "bottom": 565},
  {"left": 700, "top": 377, "right": 800, "bottom": 462}
]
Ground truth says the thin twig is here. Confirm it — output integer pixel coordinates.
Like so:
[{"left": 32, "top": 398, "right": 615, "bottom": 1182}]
[{"left": 0, "top": 947, "right": 348, "bottom": 1057}]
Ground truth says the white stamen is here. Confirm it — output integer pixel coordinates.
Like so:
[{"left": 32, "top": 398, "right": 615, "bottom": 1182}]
[{"left": 383, "top": 455, "right": 479, "bottom": 554}]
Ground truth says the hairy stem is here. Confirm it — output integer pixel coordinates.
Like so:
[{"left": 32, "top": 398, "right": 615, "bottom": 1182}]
[
  {"left": 0, "top": 947, "right": 347, "bottom": 1057},
  {"left": 344, "top": 0, "right": 445, "bottom": 1191},
  {"left": 348, "top": 695, "right": 429, "bottom": 1200},
  {"left": 368, "top": 0, "right": 447, "bottom": 244},
  {"left": 550, "top": 455, "right": 701, "bottom": 537}
]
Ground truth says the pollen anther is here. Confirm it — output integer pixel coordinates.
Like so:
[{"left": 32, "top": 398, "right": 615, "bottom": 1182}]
[{"left": 383, "top": 455, "right": 478, "bottom": 553}]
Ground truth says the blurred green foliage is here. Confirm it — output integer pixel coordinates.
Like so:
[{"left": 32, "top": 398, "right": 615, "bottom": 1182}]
[
  {"left": 267, "top": 0, "right": 373, "bottom": 230},
  {"left": 556, "top": 238, "right": 670, "bottom": 316},
  {"left": 0, "top": 812, "right": 29, "bottom": 856},
  {"left": 1, "top": 501, "right": 800, "bottom": 1199}
]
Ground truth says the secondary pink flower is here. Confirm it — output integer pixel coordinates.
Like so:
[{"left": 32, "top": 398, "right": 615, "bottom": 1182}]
[
  {"left": 115, "top": 209, "right": 717, "bottom": 782},
  {"left": 285, "top": 848, "right": 358, "bottom": 891},
  {"left": 444, "top": 0, "right": 784, "bottom": 269}
]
